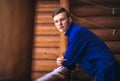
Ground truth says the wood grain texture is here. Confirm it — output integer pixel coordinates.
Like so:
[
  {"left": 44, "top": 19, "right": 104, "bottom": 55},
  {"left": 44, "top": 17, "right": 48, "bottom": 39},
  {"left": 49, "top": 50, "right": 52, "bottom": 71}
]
[
  {"left": 0, "top": 0, "right": 35, "bottom": 80},
  {"left": 33, "top": 48, "right": 60, "bottom": 60},
  {"left": 32, "top": 60, "right": 58, "bottom": 72},
  {"left": 34, "top": 36, "right": 60, "bottom": 47},
  {"left": 34, "top": 24, "right": 59, "bottom": 35},
  {"left": 32, "top": 0, "right": 120, "bottom": 81}
]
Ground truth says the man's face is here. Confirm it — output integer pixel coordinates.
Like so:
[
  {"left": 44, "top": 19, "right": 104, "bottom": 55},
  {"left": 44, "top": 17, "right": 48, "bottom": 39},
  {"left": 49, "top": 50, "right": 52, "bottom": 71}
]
[{"left": 53, "top": 12, "right": 72, "bottom": 33}]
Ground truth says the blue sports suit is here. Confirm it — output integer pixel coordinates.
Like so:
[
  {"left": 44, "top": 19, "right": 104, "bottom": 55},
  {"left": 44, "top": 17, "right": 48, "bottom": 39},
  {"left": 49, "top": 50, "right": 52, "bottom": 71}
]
[{"left": 63, "top": 23, "right": 120, "bottom": 81}]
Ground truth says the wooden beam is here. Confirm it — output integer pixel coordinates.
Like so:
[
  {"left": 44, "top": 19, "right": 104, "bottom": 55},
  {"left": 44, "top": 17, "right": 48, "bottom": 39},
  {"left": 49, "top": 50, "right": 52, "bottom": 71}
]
[
  {"left": 60, "top": 0, "right": 70, "bottom": 12},
  {"left": 0, "top": 0, "right": 35, "bottom": 80},
  {"left": 60, "top": 0, "right": 70, "bottom": 56}
]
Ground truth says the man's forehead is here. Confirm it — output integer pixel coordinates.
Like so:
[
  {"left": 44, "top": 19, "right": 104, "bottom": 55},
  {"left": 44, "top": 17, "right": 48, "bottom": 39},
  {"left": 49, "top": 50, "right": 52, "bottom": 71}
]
[{"left": 54, "top": 14, "right": 66, "bottom": 21}]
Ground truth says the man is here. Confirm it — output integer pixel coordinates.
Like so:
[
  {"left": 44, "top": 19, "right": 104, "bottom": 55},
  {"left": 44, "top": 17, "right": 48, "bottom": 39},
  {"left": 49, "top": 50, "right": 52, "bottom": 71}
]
[{"left": 36, "top": 8, "right": 120, "bottom": 81}]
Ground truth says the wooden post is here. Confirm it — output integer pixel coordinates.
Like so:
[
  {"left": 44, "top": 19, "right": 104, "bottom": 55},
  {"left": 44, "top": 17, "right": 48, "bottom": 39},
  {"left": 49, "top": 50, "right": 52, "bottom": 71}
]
[
  {"left": 0, "top": 0, "right": 35, "bottom": 81},
  {"left": 60, "top": 0, "right": 70, "bottom": 11},
  {"left": 60, "top": 0, "right": 70, "bottom": 56}
]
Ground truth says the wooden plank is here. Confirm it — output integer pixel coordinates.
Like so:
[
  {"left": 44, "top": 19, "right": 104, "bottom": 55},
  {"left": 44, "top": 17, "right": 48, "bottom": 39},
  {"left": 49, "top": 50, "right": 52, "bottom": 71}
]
[
  {"left": 106, "top": 42, "right": 120, "bottom": 54},
  {"left": 71, "top": 0, "right": 120, "bottom": 4},
  {"left": 36, "top": 1, "right": 59, "bottom": 8},
  {"left": 73, "top": 16, "right": 120, "bottom": 24},
  {"left": 71, "top": 6, "right": 120, "bottom": 16},
  {"left": 33, "top": 47, "right": 60, "bottom": 60},
  {"left": 32, "top": 60, "right": 58, "bottom": 72},
  {"left": 90, "top": 29, "right": 120, "bottom": 41},
  {"left": 34, "top": 24, "right": 59, "bottom": 35},
  {"left": 36, "top": 1, "right": 59, "bottom": 12},
  {"left": 33, "top": 36, "right": 60, "bottom": 47},
  {"left": 81, "top": 17, "right": 120, "bottom": 23},
  {"left": 71, "top": 3, "right": 120, "bottom": 8},
  {"left": 36, "top": 4, "right": 59, "bottom": 12},
  {"left": 35, "top": 18, "right": 53, "bottom": 24},
  {"left": 36, "top": 7, "right": 59, "bottom": 12},
  {"left": 35, "top": 13, "right": 52, "bottom": 21},
  {"left": 73, "top": 17, "right": 120, "bottom": 29}
]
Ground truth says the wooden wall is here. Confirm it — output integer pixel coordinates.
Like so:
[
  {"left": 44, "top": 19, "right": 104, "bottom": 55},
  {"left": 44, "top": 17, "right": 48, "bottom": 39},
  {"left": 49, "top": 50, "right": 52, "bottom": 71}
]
[
  {"left": 70, "top": 0, "right": 120, "bottom": 60},
  {"left": 70, "top": 0, "right": 120, "bottom": 80},
  {"left": 32, "top": 0, "right": 60, "bottom": 80},
  {"left": 32, "top": 0, "right": 120, "bottom": 81}
]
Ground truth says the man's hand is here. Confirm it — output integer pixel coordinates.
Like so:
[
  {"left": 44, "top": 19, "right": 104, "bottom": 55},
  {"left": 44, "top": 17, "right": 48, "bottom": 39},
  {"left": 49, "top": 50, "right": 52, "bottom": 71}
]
[{"left": 56, "top": 56, "right": 67, "bottom": 66}]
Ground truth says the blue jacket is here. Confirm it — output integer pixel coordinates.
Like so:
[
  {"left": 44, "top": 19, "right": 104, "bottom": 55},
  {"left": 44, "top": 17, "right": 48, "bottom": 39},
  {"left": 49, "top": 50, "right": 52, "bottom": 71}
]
[{"left": 63, "top": 23, "right": 116, "bottom": 77}]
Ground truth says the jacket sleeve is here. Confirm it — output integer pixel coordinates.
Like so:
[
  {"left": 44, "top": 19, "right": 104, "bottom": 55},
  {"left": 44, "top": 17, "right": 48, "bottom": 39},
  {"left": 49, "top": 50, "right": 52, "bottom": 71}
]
[{"left": 63, "top": 31, "right": 88, "bottom": 70}]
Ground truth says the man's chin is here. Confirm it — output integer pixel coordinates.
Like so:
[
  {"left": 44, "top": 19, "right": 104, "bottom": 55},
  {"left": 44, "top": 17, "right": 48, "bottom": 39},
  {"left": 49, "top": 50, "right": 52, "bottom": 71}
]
[{"left": 59, "top": 30, "right": 66, "bottom": 33}]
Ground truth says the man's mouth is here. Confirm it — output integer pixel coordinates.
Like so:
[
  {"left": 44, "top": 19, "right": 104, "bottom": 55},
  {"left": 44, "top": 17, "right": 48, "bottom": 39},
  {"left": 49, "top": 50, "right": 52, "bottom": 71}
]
[{"left": 59, "top": 26, "right": 64, "bottom": 29}]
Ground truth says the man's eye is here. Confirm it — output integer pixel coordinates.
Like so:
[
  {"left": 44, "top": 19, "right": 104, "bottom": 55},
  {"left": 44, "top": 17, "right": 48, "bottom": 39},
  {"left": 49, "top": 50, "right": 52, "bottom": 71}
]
[
  {"left": 61, "top": 18, "right": 65, "bottom": 21},
  {"left": 55, "top": 21, "right": 58, "bottom": 23}
]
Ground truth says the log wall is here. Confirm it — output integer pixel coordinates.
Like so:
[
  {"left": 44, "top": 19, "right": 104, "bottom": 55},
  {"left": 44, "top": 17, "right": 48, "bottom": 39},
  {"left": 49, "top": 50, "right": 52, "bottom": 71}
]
[
  {"left": 32, "top": 0, "right": 120, "bottom": 81},
  {"left": 32, "top": 0, "right": 60, "bottom": 80},
  {"left": 70, "top": 0, "right": 120, "bottom": 80}
]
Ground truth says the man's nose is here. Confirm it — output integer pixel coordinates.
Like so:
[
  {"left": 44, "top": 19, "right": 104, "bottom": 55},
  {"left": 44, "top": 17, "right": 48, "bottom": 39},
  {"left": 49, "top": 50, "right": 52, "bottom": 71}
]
[{"left": 58, "top": 21, "right": 62, "bottom": 25}]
